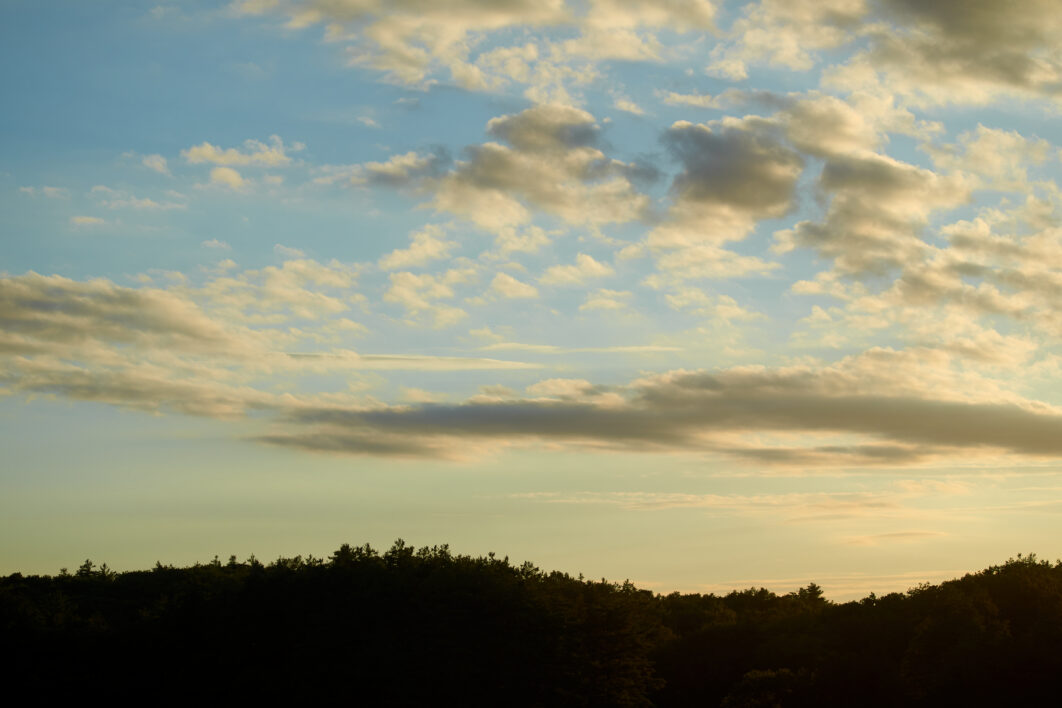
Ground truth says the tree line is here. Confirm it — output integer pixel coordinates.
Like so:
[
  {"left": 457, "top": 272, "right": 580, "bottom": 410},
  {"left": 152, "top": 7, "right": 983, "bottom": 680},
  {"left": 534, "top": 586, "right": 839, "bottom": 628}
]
[{"left": 2, "top": 542, "right": 1060, "bottom": 705}]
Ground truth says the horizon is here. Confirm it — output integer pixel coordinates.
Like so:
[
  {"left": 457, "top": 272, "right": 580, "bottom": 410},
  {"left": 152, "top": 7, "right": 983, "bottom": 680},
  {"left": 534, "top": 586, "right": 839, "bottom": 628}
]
[{"left": 3, "top": 0, "right": 1062, "bottom": 604}]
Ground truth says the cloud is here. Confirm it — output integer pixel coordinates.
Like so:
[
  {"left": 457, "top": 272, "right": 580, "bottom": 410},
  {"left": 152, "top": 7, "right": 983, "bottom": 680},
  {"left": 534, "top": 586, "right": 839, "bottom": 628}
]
[
  {"left": 358, "top": 150, "right": 452, "bottom": 187},
  {"left": 639, "top": 115, "right": 801, "bottom": 281},
  {"left": 490, "top": 272, "right": 539, "bottom": 299},
  {"left": 209, "top": 166, "right": 247, "bottom": 190},
  {"left": 91, "top": 186, "right": 186, "bottom": 210},
  {"left": 775, "top": 151, "right": 970, "bottom": 275},
  {"left": 0, "top": 269, "right": 541, "bottom": 422},
  {"left": 236, "top": 0, "right": 716, "bottom": 99},
  {"left": 284, "top": 351, "right": 540, "bottom": 371},
  {"left": 540, "top": 253, "right": 613, "bottom": 285},
  {"left": 479, "top": 342, "right": 678, "bottom": 354},
  {"left": 340, "top": 105, "right": 651, "bottom": 231},
  {"left": 239, "top": 0, "right": 571, "bottom": 89},
  {"left": 383, "top": 268, "right": 475, "bottom": 327},
  {"left": 491, "top": 226, "right": 553, "bottom": 256},
  {"left": 580, "top": 289, "right": 631, "bottom": 311},
  {"left": 665, "top": 289, "right": 763, "bottom": 322},
  {"left": 142, "top": 154, "right": 171, "bottom": 175},
  {"left": 659, "top": 91, "right": 721, "bottom": 109},
  {"left": 778, "top": 92, "right": 882, "bottom": 158},
  {"left": 198, "top": 257, "right": 362, "bottom": 321},
  {"left": 248, "top": 346, "right": 1062, "bottom": 460},
  {"left": 433, "top": 106, "right": 650, "bottom": 229},
  {"left": 8, "top": 272, "right": 1059, "bottom": 465},
  {"left": 378, "top": 225, "right": 455, "bottom": 270},
  {"left": 662, "top": 117, "right": 803, "bottom": 229},
  {"left": 486, "top": 104, "right": 599, "bottom": 151},
  {"left": 924, "top": 124, "right": 1051, "bottom": 190},
  {"left": 708, "top": 0, "right": 866, "bottom": 76},
  {"left": 0, "top": 272, "right": 245, "bottom": 355},
  {"left": 512, "top": 489, "right": 902, "bottom": 517},
  {"left": 612, "top": 94, "right": 646, "bottom": 115},
  {"left": 838, "top": 0, "right": 1062, "bottom": 105},
  {"left": 708, "top": 1, "right": 1062, "bottom": 107},
  {"left": 70, "top": 216, "right": 105, "bottom": 226},
  {"left": 202, "top": 239, "right": 232, "bottom": 250},
  {"left": 183, "top": 135, "right": 302, "bottom": 167},
  {"left": 6, "top": 356, "right": 276, "bottom": 419},
  {"left": 845, "top": 531, "right": 947, "bottom": 546},
  {"left": 20, "top": 186, "right": 69, "bottom": 199},
  {"left": 274, "top": 244, "right": 306, "bottom": 258}
]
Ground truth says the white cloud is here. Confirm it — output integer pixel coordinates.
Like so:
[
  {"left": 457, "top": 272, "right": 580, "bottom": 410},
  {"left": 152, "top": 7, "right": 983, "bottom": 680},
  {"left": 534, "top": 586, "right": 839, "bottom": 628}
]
[
  {"left": 142, "top": 154, "right": 171, "bottom": 175},
  {"left": 540, "top": 253, "right": 613, "bottom": 285},
  {"left": 378, "top": 225, "right": 455, "bottom": 270},
  {"left": 612, "top": 94, "right": 646, "bottom": 115},
  {"left": 580, "top": 289, "right": 631, "bottom": 311},
  {"left": 183, "top": 135, "right": 302, "bottom": 167},
  {"left": 209, "top": 166, "right": 247, "bottom": 190},
  {"left": 490, "top": 272, "right": 539, "bottom": 299},
  {"left": 659, "top": 91, "right": 721, "bottom": 109},
  {"left": 383, "top": 268, "right": 475, "bottom": 327},
  {"left": 924, "top": 124, "right": 1051, "bottom": 190}
]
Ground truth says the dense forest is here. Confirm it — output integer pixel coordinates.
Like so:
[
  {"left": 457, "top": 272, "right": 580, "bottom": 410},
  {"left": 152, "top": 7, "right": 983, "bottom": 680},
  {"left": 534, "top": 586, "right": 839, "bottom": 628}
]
[{"left": 3, "top": 543, "right": 1061, "bottom": 705}]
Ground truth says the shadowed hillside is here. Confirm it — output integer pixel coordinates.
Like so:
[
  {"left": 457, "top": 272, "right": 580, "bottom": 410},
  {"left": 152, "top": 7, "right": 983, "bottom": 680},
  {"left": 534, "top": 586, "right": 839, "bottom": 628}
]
[{"left": 3, "top": 543, "right": 1061, "bottom": 705}]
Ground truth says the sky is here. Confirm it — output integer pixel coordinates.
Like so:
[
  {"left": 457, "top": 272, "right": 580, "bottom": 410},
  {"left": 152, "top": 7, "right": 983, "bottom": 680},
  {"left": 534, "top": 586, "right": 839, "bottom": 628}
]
[{"left": 3, "top": 0, "right": 1062, "bottom": 599}]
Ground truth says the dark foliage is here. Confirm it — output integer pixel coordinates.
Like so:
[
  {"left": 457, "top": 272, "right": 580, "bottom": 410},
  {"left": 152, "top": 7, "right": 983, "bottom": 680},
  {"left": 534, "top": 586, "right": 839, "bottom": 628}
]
[{"left": 3, "top": 547, "right": 1062, "bottom": 706}]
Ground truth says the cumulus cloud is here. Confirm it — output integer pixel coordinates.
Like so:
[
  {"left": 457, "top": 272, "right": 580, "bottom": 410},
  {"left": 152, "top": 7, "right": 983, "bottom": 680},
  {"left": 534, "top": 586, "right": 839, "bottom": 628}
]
[
  {"left": 640, "top": 115, "right": 801, "bottom": 281},
  {"left": 775, "top": 151, "right": 970, "bottom": 275},
  {"left": 486, "top": 104, "right": 599, "bottom": 151},
  {"left": 540, "top": 253, "right": 613, "bottom": 285},
  {"left": 383, "top": 268, "right": 475, "bottom": 327},
  {"left": 209, "top": 166, "right": 247, "bottom": 190},
  {"left": 378, "top": 225, "right": 455, "bottom": 270},
  {"left": 823, "top": 199, "right": 1062, "bottom": 338},
  {"left": 580, "top": 289, "right": 631, "bottom": 311},
  {"left": 659, "top": 91, "right": 722, "bottom": 109},
  {"left": 665, "top": 288, "right": 762, "bottom": 322},
  {"left": 434, "top": 106, "right": 650, "bottom": 229},
  {"left": 707, "top": 0, "right": 866, "bottom": 77},
  {"left": 236, "top": 0, "right": 718, "bottom": 98},
  {"left": 336, "top": 105, "right": 651, "bottom": 232},
  {"left": 816, "top": 0, "right": 1062, "bottom": 106},
  {"left": 662, "top": 117, "right": 803, "bottom": 228},
  {"left": 707, "top": 0, "right": 1062, "bottom": 107},
  {"left": 352, "top": 150, "right": 452, "bottom": 187},
  {"left": 142, "top": 154, "right": 170, "bottom": 175},
  {"left": 183, "top": 135, "right": 302, "bottom": 167},
  {"left": 924, "top": 124, "right": 1052, "bottom": 190},
  {"left": 197, "top": 257, "right": 362, "bottom": 322},
  {"left": 490, "top": 272, "right": 539, "bottom": 299}
]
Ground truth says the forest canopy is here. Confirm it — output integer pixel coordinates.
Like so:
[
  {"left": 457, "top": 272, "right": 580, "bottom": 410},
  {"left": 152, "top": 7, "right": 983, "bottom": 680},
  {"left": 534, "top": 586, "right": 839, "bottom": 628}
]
[{"left": 3, "top": 543, "right": 1061, "bottom": 706}]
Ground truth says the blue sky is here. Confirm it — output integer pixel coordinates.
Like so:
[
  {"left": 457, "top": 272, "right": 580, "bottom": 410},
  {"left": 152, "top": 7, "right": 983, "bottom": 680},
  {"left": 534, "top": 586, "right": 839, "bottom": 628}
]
[{"left": 4, "top": 0, "right": 1062, "bottom": 598}]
